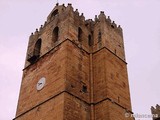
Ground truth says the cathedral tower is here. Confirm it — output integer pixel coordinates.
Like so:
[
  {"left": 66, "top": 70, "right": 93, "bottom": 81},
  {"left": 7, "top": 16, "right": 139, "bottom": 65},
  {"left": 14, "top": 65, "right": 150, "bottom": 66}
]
[{"left": 14, "top": 3, "right": 133, "bottom": 120}]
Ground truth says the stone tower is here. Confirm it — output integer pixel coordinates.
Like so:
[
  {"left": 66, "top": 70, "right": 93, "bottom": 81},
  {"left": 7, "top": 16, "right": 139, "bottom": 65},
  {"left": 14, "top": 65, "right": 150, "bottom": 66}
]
[{"left": 14, "top": 3, "right": 134, "bottom": 120}]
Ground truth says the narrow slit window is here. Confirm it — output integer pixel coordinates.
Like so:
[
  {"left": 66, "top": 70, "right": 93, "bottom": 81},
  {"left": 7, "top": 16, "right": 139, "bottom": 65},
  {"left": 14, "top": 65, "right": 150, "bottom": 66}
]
[
  {"left": 115, "top": 49, "right": 117, "bottom": 54},
  {"left": 88, "top": 35, "right": 92, "bottom": 46},
  {"left": 82, "top": 85, "right": 87, "bottom": 93},
  {"left": 78, "top": 27, "right": 82, "bottom": 42}
]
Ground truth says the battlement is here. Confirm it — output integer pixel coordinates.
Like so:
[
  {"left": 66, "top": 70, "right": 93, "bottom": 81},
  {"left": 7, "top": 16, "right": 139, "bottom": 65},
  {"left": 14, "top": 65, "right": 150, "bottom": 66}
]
[
  {"left": 151, "top": 104, "right": 160, "bottom": 119},
  {"left": 30, "top": 3, "right": 122, "bottom": 37},
  {"left": 26, "top": 3, "right": 126, "bottom": 68}
]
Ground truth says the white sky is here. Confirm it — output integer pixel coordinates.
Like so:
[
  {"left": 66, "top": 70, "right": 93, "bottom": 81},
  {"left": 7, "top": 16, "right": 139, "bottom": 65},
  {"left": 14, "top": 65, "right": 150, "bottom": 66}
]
[{"left": 0, "top": 0, "right": 160, "bottom": 120}]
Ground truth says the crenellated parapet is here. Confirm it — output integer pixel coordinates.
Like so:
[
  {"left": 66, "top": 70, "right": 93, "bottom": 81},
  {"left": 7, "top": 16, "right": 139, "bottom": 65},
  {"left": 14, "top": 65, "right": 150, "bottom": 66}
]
[
  {"left": 25, "top": 3, "right": 126, "bottom": 68},
  {"left": 94, "top": 11, "right": 122, "bottom": 35},
  {"left": 30, "top": 3, "right": 122, "bottom": 38}
]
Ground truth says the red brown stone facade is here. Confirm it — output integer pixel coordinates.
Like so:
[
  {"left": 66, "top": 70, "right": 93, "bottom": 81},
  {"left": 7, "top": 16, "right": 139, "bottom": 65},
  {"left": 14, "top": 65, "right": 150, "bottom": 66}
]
[{"left": 14, "top": 3, "right": 133, "bottom": 120}]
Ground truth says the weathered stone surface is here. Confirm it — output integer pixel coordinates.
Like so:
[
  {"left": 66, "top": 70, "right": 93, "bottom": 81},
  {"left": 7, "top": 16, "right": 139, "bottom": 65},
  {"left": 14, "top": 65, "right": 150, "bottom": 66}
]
[
  {"left": 16, "top": 93, "right": 64, "bottom": 120},
  {"left": 93, "top": 48, "right": 131, "bottom": 110}
]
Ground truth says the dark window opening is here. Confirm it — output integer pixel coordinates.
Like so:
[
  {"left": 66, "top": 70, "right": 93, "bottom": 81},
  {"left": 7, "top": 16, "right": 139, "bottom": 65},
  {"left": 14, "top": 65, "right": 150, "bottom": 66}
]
[
  {"left": 78, "top": 27, "right": 82, "bottom": 42},
  {"left": 27, "top": 39, "right": 41, "bottom": 63},
  {"left": 52, "top": 27, "right": 59, "bottom": 43},
  {"left": 88, "top": 35, "right": 92, "bottom": 46},
  {"left": 98, "top": 32, "right": 101, "bottom": 42},
  {"left": 82, "top": 85, "right": 87, "bottom": 93},
  {"left": 70, "top": 84, "right": 74, "bottom": 88},
  {"left": 111, "top": 25, "right": 115, "bottom": 28},
  {"left": 51, "top": 9, "right": 58, "bottom": 17}
]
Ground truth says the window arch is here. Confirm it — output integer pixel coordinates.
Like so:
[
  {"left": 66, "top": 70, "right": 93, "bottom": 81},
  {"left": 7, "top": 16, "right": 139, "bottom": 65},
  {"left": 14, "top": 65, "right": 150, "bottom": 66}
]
[
  {"left": 78, "top": 27, "right": 82, "bottom": 42},
  {"left": 52, "top": 27, "right": 59, "bottom": 43},
  {"left": 34, "top": 39, "right": 41, "bottom": 57}
]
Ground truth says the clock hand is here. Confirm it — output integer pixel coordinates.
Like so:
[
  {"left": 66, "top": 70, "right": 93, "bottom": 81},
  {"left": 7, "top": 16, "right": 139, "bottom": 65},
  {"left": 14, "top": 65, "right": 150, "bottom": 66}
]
[{"left": 38, "top": 83, "right": 42, "bottom": 86}]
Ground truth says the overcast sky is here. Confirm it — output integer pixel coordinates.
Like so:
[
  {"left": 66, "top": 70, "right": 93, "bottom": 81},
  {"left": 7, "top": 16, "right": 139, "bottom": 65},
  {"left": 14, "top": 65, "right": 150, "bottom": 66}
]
[{"left": 0, "top": 0, "right": 160, "bottom": 120}]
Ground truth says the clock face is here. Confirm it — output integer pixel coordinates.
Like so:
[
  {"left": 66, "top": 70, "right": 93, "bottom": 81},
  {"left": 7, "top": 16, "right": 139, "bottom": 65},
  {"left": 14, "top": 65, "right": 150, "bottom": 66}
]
[{"left": 36, "top": 77, "right": 46, "bottom": 90}]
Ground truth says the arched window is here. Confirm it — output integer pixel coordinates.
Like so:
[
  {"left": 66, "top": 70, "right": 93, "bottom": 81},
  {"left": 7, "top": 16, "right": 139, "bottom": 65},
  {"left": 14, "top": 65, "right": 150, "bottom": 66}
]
[
  {"left": 51, "top": 9, "right": 58, "bottom": 17},
  {"left": 88, "top": 35, "right": 92, "bottom": 46},
  {"left": 27, "top": 39, "right": 41, "bottom": 63},
  {"left": 34, "top": 39, "right": 41, "bottom": 57},
  {"left": 78, "top": 27, "right": 82, "bottom": 42},
  {"left": 52, "top": 27, "right": 59, "bottom": 43}
]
